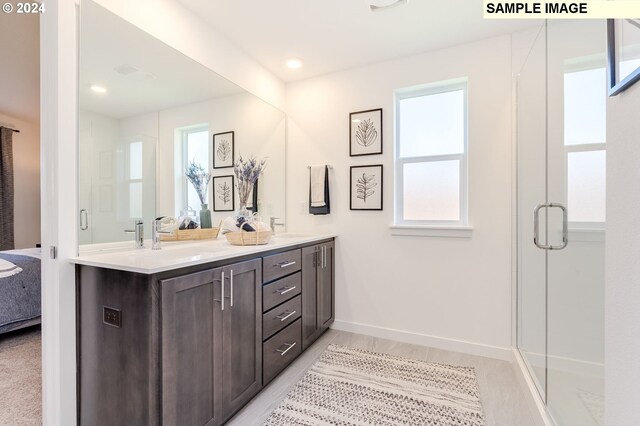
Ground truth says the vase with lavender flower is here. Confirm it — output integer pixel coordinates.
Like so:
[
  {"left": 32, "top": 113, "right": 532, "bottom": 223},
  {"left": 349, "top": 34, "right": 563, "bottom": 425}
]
[
  {"left": 185, "top": 160, "right": 213, "bottom": 228},
  {"left": 234, "top": 155, "right": 267, "bottom": 220}
]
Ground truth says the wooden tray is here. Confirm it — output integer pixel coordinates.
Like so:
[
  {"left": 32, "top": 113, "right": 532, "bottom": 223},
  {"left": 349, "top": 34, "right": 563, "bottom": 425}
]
[
  {"left": 160, "top": 227, "right": 220, "bottom": 241},
  {"left": 225, "top": 230, "right": 273, "bottom": 246}
]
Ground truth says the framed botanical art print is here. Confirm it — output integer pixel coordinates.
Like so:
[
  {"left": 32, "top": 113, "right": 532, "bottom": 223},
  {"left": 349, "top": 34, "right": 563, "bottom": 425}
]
[
  {"left": 213, "top": 175, "right": 234, "bottom": 212},
  {"left": 350, "top": 108, "right": 382, "bottom": 156},
  {"left": 213, "top": 131, "right": 234, "bottom": 168},
  {"left": 350, "top": 165, "right": 383, "bottom": 211}
]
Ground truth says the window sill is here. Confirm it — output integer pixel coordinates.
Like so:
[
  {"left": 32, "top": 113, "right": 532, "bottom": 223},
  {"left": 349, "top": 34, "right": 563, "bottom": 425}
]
[{"left": 389, "top": 225, "right": 473, "bottom": 238}]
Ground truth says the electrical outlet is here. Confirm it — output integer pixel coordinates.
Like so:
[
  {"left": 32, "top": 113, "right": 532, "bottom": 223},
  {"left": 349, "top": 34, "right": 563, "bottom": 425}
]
[{"left": 103, "top": 306, "right": 122, "bottom": 328}]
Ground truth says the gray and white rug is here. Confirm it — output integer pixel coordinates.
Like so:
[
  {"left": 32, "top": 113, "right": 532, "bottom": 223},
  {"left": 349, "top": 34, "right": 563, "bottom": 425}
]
[{"left": 265, "top": 344, "right": 485, "bottom": 426}]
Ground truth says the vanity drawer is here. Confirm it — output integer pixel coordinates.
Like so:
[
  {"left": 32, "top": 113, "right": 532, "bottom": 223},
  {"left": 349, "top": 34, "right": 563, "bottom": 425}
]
[
  {"left": 263, "top": 249, "right": 301, "bottom": 283},
  {"left": 263, "top": 295, "right": 301, "bottom": 340},
  {"left": 263, "top": 272, "right": 301, "bottom": 312},
  {"left": 263, "top": 318, "right": 302, "bottom": 385}
]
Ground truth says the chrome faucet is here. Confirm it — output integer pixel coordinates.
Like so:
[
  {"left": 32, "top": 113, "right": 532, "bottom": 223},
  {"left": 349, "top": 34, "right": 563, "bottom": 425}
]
[
  {"left": 125, "top": 219, "right": 144, "bottom": 248},
  {"left": 270, "top": 217, "right": 285, "bottom": 233},
  {"left": 151, "top": 220, "right": 172, "bottom": 250}
]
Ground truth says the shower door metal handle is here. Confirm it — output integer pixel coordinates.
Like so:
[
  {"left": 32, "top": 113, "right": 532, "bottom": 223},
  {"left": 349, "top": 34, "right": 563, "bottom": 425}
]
[
  {"left": 548, "top": 203, "right": 568, "bottom": 250},
  {"left": 533, "top": 203, "right": 568, "bottom": 251},
  {"left": 80, "top": 209, "right": 89, "bottom": 231}
]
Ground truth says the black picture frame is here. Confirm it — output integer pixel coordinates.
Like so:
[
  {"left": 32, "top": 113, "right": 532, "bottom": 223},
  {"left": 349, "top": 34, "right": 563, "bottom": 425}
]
[
  {"left": 350, "top": 165, "right": 383, "bottom": 211},
  {"left": 213, "top": 175, "right": 235, "bottom": 212},
  {"left": 349, "top": 108, "right": 383, "bottom": 156},
  {"left": 213, "top": 131, "right": 234, "bottom": 168},
  {"left": 607, "top": 19, "right": 640, "bottom": 96}
]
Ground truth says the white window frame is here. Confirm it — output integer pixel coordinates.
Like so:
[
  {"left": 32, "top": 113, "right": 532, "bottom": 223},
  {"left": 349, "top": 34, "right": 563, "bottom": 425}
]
[
  {"left": 181, "top": 126, "right": 209, "bottom": 211},
  {"left": 392, "top": 79, "right": 470, "bottom": 236},
  {"left": 562, "top": 65, "right": 606, "bottom": 231}
]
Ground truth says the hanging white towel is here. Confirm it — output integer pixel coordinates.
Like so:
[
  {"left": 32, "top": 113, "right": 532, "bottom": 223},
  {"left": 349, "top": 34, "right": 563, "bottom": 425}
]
[
  {"left": 0, "top": 258, "right": 22, "bottom": 278},
  {"left": 310, "top": 165, "right": 327, "bottom": 207}
]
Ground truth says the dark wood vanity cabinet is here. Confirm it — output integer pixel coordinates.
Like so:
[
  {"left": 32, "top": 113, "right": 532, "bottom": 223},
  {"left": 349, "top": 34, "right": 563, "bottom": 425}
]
[
  {"left": 77, "top": 238, "right": 334, "bottom": 425},
  {"left": 302, "top": 241, "right": 335, "bottom": 349},
  {"left": 161, "top": 259, "right": 261, "bottom": 426}
]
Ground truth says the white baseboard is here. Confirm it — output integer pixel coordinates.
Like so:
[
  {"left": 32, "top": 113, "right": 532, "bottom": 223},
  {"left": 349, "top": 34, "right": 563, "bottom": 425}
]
[
  {"left": 331, "top": 320, "right": 512, "bottom": 361},
  {"left": 520, "top": 350, "right": 604, "bottom": 377}
]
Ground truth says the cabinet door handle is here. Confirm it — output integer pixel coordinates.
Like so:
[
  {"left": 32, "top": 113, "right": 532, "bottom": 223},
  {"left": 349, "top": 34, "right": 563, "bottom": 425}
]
[
  {"left": 321, "top": 245, "right": 326, "bottom": 269},
  {"left": 276, "top": 261, "right": 297, "bottom": 268},
  {"left": 276, "top": 286, "right": 296, "bottom": 295},
  {"left": 220, "top": 271, "right": 225, "bottom": 311},
  {"left": 229, "top": 269, "right": 234, "bottom": 307},
  {"left": 275, "top": 310, "right": 297, "bottom": 322},
  {"left": 276, "top": 342, "right": 296, "bottom": 356}
]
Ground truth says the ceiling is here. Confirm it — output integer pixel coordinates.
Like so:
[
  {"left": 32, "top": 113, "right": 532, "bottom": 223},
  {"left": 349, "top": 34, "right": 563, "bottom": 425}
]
[
  {"left": 0, "top": 13, "right": 39, "bottom": 123},
  {"left": 80, "top": 1, "right": 243, "bottom": 119},
  {"left": 176, "top": 0, "right": 541, "bottom": 82}
]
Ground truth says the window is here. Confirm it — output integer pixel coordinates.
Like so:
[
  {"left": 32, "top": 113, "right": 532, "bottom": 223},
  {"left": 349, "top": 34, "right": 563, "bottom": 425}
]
[
  {"left": 128, "top": 141, "right": 143, "bottom": 219},
  {"left": 182, "top": 127, "right": 209, "bottom": 210},
  {"left": 563, "top": 67, "right": 606, "bottom": 226},
  {"left": 394, "top": 80, "right": 468, "bottom": 230}
]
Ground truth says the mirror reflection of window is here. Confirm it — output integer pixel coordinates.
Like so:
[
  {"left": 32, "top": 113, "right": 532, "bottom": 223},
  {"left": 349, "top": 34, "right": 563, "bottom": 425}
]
[
  {"left": 563, "top": 67, "right": 606, "bottom": 226},
  {"left": 183, "top": 128, "right": 210, "bottom": 210},
  {"left": 129, "top": 141, "right": 143, "bottom": 219}
]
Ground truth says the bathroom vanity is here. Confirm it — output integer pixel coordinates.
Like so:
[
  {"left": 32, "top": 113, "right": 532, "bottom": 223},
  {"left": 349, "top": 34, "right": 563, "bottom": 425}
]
[{"left": 72, "top": 235, "right": 335, "bottom": 426}]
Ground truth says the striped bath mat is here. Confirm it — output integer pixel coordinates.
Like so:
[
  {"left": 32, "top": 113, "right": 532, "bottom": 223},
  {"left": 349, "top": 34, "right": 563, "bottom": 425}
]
[{"left": 265, "top": 344, "right": 485, "bottom": 426}]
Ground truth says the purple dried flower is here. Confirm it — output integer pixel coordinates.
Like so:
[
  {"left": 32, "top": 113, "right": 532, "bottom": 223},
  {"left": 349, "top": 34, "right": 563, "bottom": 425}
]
[{"left": 234, "top": 155, "right": 267, "bottom": 207}]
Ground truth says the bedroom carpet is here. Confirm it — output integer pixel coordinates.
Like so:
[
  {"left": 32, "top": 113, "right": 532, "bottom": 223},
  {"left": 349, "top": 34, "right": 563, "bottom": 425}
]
[
  {"left": 265, "top": 344, "right": 486, "bottom": 426},
  {"left": 0, "top": 327, "right": 41, "bottom": 426}
]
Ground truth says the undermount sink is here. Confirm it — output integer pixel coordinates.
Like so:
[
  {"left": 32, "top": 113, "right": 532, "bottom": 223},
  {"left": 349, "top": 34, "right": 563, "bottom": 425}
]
[{"left": 271, "top": 233, "right": 313, "bottom": 239}]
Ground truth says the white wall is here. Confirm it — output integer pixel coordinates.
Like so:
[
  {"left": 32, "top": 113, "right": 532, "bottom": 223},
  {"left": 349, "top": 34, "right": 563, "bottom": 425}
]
[
  {"left": 286, "top": 35, "right": 513, "bottom": 356},
  {"left": 93, "top": 0, "right": 285, "bottom": 110},
  {"left": 605, "top": 77, "right": 640, "bottom": 425},
  {"left": 0, "top": 113, "right": 40, "bottom": 248}
]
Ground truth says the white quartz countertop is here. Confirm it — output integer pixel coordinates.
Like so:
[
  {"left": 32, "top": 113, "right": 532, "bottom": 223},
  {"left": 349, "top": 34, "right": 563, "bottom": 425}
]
[{"left": 70, "top": 233, "right": 336, "bottom": 275}]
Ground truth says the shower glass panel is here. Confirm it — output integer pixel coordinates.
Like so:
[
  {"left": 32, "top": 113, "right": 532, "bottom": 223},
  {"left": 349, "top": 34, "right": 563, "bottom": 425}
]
[
  {"left": 517, "top": 20, "right": 606, "bottom": 426},
  {"left": 516, "top": 23, "right": 548, "bottom": 401},
  {"left": 546, "top": 20, "right": 606, "bottom": 426}
]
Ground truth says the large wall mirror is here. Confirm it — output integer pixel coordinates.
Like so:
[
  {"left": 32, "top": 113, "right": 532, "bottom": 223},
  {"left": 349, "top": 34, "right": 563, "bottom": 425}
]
[{"left": 78, "top": 0, "right": 286, "bottom": 249}]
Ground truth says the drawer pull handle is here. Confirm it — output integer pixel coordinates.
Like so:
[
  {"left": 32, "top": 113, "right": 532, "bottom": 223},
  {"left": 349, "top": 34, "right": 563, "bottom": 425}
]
[
  {"left": 276, "top": 261, "right": 297, "bottom": 268},
  {"left": 276, "top": 342, "right": 296, "bottom": 356},
  {"left": 276, "top": 286, "right": 296, "bottom": 295},
  {"left": 276, "top": 310, "right": 297, "bottom": 322}
]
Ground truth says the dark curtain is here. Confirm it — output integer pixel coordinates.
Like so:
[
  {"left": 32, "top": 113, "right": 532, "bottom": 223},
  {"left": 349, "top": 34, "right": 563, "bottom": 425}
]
[{"left": 0, "top": 127, "right": 14, "bottom": 250}]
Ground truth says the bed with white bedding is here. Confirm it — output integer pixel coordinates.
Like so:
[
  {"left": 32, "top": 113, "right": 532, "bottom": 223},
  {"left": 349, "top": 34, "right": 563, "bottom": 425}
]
[{"left": 0, "top": 248, "right": 41, "bottom": 334}]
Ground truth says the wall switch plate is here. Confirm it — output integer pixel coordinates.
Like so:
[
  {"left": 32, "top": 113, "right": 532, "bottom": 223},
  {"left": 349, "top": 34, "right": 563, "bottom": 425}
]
[{"left": 103, "top": 306, "right": 122, "bottom": 328}]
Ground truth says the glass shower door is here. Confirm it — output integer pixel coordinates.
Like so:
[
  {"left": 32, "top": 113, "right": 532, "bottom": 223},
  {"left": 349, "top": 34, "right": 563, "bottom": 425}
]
[
  {"left": 516, "top": 23, "right": 548, "bottom": 401},
  {"left": 517, "top": 19, "right": 606, "bottom": 426},
  {"left": 546, "top": 20, "right": 606, "bottom": 426}
]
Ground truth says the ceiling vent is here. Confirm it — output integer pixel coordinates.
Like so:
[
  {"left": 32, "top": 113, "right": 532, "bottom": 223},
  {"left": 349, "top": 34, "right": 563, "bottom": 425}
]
[{"left": 114, "top": 64, "right": 140, "bottom": 75}]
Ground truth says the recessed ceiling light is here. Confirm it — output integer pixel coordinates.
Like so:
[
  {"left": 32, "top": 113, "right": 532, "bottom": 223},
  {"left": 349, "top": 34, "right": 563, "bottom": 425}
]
[
  {"left": 286, "top": 58, "right": 303, "bottom": 69},
  {"left": 90, "top": 85, "right": 107, "bottom": 94}
]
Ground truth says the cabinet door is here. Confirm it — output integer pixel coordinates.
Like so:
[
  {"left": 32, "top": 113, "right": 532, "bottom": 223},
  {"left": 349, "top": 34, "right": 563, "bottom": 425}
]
[
  {"left": 222, "top": 259, "right": 262, "bottom": 417},
  {"left": 162, "top": 268, "right": 223, "bottom": 426},
  {"left": 318, "top": 241, "right": 335, "bottom": 330},
  {"left": 301, "top": 245, "right": 321, "bottom": 349}
]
